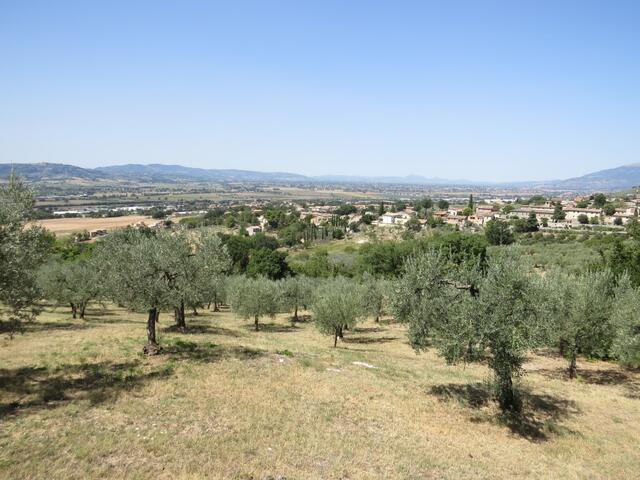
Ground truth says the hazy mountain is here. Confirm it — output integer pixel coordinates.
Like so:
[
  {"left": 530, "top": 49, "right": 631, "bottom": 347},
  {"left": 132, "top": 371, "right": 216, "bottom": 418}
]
[
  {"left": 313, "top": 174, "right": 474, "bottom": 185},
  {"left": 95, "top": 164, "right": 308, "bottom": 183},
  {"left": 2, "top": 162, "right": 640, "bottom": 191},
  {"left": 0, "top": 162, "right": 108, "bottom": 181},
  {"left": 549, "top": 164, "right": 640, "bottom": 191}
]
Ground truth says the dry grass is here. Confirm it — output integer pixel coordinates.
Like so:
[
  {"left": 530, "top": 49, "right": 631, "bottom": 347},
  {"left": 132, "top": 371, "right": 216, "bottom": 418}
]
[
  {"left": 1, "top": 306, "right": 639, "bottom": 479},
  {"left": 29, "top": 215, "right": 152, "bottom": 236}
]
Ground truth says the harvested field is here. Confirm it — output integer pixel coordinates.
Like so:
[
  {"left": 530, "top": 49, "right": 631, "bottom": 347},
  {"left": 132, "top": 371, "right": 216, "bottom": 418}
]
[{"left": 30, "top": 215, "right": 152, "bottom": 236}]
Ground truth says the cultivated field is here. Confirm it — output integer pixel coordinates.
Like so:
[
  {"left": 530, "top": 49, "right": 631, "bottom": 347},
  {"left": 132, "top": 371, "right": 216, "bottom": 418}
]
[
  {"left": 1, "top": 306, "right": 638, "bottom": 479},
  {"left": 30, "top": 215, "right": 152, "bottom": 236}
]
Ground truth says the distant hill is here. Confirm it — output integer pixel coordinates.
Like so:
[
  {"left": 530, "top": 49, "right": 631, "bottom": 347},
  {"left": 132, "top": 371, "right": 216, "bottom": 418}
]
[
  {"left": 313, "top": 174, "right": 473, "bottom": 185},
  {"left": 95, "top": 164, "right": 308, "bottom": 183},
  {"left": 2, "top": 161, "right": 640, "bottom": 191},
  {"left": 549, "top": 164, "right": 640, "bottom": 191},
  {"left": 0, "top": 162, "right": 108, "bottom": 181}
]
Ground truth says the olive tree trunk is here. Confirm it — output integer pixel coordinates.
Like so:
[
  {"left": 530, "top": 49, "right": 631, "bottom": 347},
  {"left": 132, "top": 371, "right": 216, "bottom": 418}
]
[
  {"left": 175, "top": 300, "right": 186, "bottom": 331},
  {"left": 144, "top": 307, "right": 160, "bottom": 355}
]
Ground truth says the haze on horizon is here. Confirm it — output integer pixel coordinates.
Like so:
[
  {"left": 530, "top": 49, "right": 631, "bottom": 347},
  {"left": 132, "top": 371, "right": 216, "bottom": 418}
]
[{"left": 0, "top": 1, "right": 639, "bottom": 183}]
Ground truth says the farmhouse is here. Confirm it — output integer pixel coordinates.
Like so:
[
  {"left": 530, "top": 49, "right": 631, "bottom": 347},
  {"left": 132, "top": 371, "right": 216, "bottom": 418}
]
[
  {"left": 380, "top": 212, "right": 411, "bottom": 225},
  {"left": 512, "top": 206, "right": 555, "bottom": 220},
  {"left": 564, "top": 207, "right": 602, "bottom": 223}
]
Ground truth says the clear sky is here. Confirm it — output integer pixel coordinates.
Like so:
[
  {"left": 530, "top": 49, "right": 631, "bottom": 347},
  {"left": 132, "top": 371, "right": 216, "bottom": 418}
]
[{"left": 1, "top": 1, "right": 638, "bottom": 181}]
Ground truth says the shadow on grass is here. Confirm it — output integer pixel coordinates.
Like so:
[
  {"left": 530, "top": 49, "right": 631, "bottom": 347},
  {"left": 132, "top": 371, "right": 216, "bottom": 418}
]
[
  {"left": 163, "top": 339, "right": 264, "bottom": 363},
  {"left": 343, "top": 336, "right": 398, "bottom": 345},
  {"left": 0, "top": 361, "right": 173, "bottom": 419},
  {"left": 430, "top": 382, "right": 580, "bottom": 442},
  {"left": 532, "top": 365, "right": 640, "bottom": 388},
  {"left": 163, "top": 323, "right": 245, "bottom": 338},
  {"left": 352, "top": 326, "right": 385, "bottom": 334},
  {"left": 245, "top": 322, "right": 297, "bottom": 333},
  {"left": 1, "top": 321, "right": 96, "bottom": 335}
]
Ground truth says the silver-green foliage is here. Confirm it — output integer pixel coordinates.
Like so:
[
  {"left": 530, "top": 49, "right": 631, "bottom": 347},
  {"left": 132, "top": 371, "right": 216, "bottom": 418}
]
[
  {"left": 38, "top": 259, "right": 101, "bottom": 318},
  {"left": 360, "top": 272, "right": 391, "bottom": 322},
  {"left": 544, "top": 269, "right": 617, "bottom": 377},
  {"left": 393, "top": 248, "right": 544, "bottom": 411},
  {"left": 610, "top": 277, "right": 640, "bottom": 367},
  {"left": 94, "top": 228, "right": 187, "bottom": 352},
  {"left": 0, "top": 174, "right": 52, "bottom": 330},
  {"left": 311, "top": 276, "right": 366, "bottom": 347},
  {"left": 227, "top": 275, "right": 281, "bottom": 331},
  {"left": 279, "top": 275, "right": 315, "bottom": 323}
]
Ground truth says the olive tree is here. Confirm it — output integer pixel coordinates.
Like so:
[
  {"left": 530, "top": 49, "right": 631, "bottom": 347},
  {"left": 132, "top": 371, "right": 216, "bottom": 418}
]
[
  {"left": 0, "top": 174, "right": 53, "bottom": 332},
  {"left": 38, "top": 259, "right": 101, "bottom": 319},
  {"left": 280, "top": 275, "right": 314, "bottom": 324},
  {"left": 95, "top": 229, "right": 181, "bottom": 354},
  {"left": 393, "top": 249, "right": 544, "bottom": 411},
  {"left": 194, "top": 231, "right": 231, "bottom": 312},
  {"left": 311, "top": 277, "right": 365, "bottom": 347},
  {"left": 227, "top": 275, "right": 280, "bottom": 331},
  {"left": 360, "top": 273, "right": 391, "bottom": 322},
  {"left": 544, "top": 269, "right": 616, "bottom": 378},
  {"left": 611, "top": 277, "right": 640, "bottom": 366}
]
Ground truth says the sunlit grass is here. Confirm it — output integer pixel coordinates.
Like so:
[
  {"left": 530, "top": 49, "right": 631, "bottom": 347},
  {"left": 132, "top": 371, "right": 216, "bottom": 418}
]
[{"left": 0, "top": 304, "right": 638, "bottom": 479}]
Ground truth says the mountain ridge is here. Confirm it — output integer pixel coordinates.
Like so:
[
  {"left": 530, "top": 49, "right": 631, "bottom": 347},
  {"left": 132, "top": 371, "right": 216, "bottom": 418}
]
[{"left": 1, "top": 161, "right": 640, "bottom": 191}]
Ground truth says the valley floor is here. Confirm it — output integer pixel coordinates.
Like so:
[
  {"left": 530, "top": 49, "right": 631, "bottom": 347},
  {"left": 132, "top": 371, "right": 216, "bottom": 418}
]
[{"left": 1, "top": 306, "right": 639, "bottom": 479}]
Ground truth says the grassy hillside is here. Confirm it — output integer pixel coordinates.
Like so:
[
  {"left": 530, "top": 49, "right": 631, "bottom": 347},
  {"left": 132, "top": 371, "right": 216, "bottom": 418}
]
[{"left": 1, "top": 305, "right": 638, "bottom": 479}]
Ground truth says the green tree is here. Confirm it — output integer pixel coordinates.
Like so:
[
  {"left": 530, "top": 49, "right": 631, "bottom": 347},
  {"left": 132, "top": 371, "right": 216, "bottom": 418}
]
[
  {"left": 484, "top": 219, "right": 514, "bottom": 246},
  {"left": 95, "top": 229, "right": 181, "bottom": 354},
  {"left": 311, "top": 277, "right": 365, "bottom": 347},
  {"left": 611, "top": 277, "right": 640, "bottom": 366},
  {"left": 194, "top": 231, "right": 231, "bottom": 312},
  {"left": 593, "top": 193, "right": 607, "bottom": 208},
  {"left": 246, "top": 248, "right": 290, "bottom": 280},
  {"left": 577, "top": 214, "right": 589, "bottom": 224},
  {"left": 437, "top": 199, "right": 449, "bottom": 210},
  {"left": 0, "top": 174, "right": 53, "bottom": 332},
  {"left": 393, "top": 249, "right": 543, "bottom": 411},
  {"left": 603, "top": 203, "right": 616, "bottom": 216},
  {"left": 361, "top": 273, "right": 390, "bottom": 322},
  {"left": 552, "top": 203, "right": 566, "bottom": 222},
  {"left": 544, "top": 270, "right": 616, "bottom": 378},
  {"left": 38, "top": 260, "right": 101, "bottom": 319},
  {"left": 280, "top": 275, "right": 314, "bottom": 324},
  {"left": 228, "top": 276, "right": 280, "bottom": 331}
]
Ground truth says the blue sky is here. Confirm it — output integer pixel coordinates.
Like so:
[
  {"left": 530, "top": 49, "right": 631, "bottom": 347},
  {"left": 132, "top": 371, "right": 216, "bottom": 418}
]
[{"left": 0, "top": 1, "right": 638, "bottom": 181}]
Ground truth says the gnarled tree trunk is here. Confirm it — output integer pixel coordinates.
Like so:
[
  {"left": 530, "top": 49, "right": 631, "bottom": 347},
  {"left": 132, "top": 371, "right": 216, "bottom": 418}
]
[
  {"left": 254, "top": 315, "right": 259, "bottom": 331},
  {"left": 144, "top": 307, "right": 160, "bottom": 355},
  {"left": 175, "top": 300, "right": 186, "bottom": 331},
  {"left": 568, "top": 351, "right": 578, "bottom": 379}
]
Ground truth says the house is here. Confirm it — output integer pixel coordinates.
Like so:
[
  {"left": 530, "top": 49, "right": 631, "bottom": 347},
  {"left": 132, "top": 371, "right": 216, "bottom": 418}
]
[
  {"left": 246, "top": 225, "right": 262, "bottom": 236},
  {"left": 476, "top": 205, "right": 497, "bottom": 217},
  {"left": 512, "top": 206, "right": 555, "bottom": 220},
  {"left": 564, "top": 207, "right": 602, "bottom": 223},
  {"left": 380, "top": 212, "right": 411, "bottom": 225},
  {"left": 445, "top": 215, "right": 466, "bottom": 227}
]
